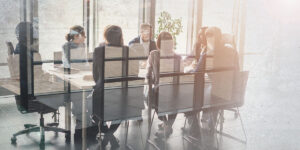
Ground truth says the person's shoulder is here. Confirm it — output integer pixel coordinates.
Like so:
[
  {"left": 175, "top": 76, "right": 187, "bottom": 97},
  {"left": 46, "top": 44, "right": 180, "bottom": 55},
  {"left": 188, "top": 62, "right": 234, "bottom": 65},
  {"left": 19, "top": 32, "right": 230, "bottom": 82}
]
[
  {"left": 62, "top": 42, "right": 69, "bottom": 49},
  {"left": 129, "top": 36, "right": 140, "bottom": 45},
  {"left": 94, "top": 43, "right": 105, "bottom": 54}
]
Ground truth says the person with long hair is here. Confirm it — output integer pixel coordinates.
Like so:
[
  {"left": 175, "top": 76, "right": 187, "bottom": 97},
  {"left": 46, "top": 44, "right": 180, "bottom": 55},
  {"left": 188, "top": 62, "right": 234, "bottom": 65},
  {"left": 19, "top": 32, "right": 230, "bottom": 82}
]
[
  {"left": 146, "top": 31, "right": 177, "bottom": 138},
  {"left": 92, "top": 25, "right": 124, "bottom": 149}
]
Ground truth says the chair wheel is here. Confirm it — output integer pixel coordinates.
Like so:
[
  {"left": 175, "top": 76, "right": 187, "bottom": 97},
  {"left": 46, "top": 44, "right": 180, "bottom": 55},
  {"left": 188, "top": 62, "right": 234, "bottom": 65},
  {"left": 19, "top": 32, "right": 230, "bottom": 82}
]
[{"left": 11, "top": 137, "right": 17, "bottom": 144}]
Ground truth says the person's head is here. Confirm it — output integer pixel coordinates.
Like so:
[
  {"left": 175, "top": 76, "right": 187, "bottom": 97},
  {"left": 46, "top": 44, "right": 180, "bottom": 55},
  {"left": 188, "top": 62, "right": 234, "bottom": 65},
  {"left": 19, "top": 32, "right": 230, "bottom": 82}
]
[
  {"left": 103, "top": 25, "right": 123, "bottom": 46},
  {"left": 65, "top": 25, "right": 86, "bottom": 44},
  {"left": 140, "top": 23, "right": 152, "bottom": 42},
  {"left": 15, "top": 22, "right": 33, "bottom": 44},
  {"left": 205, "top": 27, "right": 222, "bottom": 51},
  {"left": 156, "top": 31, "right": 174, "bottom": 55}
]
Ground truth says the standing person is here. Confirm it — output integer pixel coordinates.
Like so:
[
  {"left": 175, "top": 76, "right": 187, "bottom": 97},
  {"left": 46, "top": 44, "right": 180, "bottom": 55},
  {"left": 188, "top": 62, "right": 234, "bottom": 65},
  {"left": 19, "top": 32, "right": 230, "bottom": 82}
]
[
  {"left": 92, "top": 25, "right": 125, "bottom": 149},
  {"left": 129, "top": 23, "right": 157, "bottom": 55},
  {"left": 145, "top": 31, "right": 177, "bottom": 138}
]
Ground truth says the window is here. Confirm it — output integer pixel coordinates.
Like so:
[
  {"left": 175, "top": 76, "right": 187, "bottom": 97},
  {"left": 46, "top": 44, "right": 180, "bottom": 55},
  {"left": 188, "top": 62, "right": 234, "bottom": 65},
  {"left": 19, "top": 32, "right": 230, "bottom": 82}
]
[
  {"left": 97, "top": 0, "right": 139, "bottom": 46},
  {"left": 155, "top": 0, "right": 193, "bottom": 54}
]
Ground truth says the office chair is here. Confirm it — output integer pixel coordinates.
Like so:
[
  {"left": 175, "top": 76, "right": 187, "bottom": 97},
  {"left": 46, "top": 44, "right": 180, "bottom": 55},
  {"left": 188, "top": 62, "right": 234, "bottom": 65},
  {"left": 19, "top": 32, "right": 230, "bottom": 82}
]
[
  {"left": 11, "top": 95, "right": 70, "bottom": 144},
  {"left": 216, "top": 71, "right": 249, "bottom": 144},
  {"left": 221, "top": 33, "right": 241, "bottom": 118}
]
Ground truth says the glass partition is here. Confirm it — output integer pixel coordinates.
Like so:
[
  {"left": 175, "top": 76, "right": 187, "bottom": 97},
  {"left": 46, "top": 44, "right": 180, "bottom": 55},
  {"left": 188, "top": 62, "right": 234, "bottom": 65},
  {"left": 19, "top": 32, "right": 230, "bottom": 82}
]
[
  {"left": 97, "top": 0, "right": 139, "bottom": 46},
  {"left": 33, "top": 0, "right": 85, "bottom": 95},
  {"left": 0, "top": 1, "right": 21, "bottom": 96},
  {"left": 155, "top": 0, "right": 193, "bottom": 54},
  {"left": 202, "top": 0, "right": 235, "bottom": 34}
]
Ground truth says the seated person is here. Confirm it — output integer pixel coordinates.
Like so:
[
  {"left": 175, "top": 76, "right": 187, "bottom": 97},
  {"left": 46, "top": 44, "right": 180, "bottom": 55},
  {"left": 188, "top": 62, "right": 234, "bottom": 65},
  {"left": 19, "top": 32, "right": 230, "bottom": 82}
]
[
  {"left": 146, "top": 31, "right": 177, "bottom": 138},
  {"left": 14, "top": 22, "right": 38, "bottom": 54},
  {"left": 61, "top": 25, "right": 88, "bottom": 136},
  {"left": 183, "top": 27, "right": 208, "bottom": 134},
  {"left": 202, "top": 27, "right": 240, "bottom": 130},
  {"left": 7, "top": 22, "right": 49, "bottom": 81},
  {"left": 183, "top": 26, "right": 208, "bottom": 73},
  {"left": 62, "top": 25, "right": 87, "bottom": 69},
  {"left": 93, "top": 25, "right": 124, "bottom": 148},
  {"left": 129, "top": 23, "right": 157, "bottom": 55}
]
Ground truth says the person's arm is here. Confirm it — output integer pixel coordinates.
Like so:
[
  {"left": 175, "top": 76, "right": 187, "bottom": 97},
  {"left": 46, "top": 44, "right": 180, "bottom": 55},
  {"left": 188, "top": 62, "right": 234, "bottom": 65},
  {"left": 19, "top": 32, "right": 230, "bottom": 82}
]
[
  {"left": 149, "top": 40, "right": 157, "bottom": 52},
  {"left": 129, "top": 37, "right": 139, "bottom": 46},
  {"left": 146, "top": 51, "right": 159, "bottom": 85},
  {"left": 145, "top": 52, "right": 153, "bottom": 82}
]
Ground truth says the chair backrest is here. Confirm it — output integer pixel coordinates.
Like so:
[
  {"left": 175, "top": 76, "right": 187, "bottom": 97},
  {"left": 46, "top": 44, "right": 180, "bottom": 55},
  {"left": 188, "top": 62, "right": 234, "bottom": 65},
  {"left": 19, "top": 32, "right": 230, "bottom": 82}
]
[
  {"left": 104, "top": 46, "right": 124, "bottom": 79},
  {"left": 6, "top": 42, "right": 14, "bottom": 55},
  {"left": 232, "top": 71, "right": 249, "bottom": 107},
  {"left": 222, "top": 33, "right": 236, "bottom": 48},
  {"left": 93, "top": 45, "right": 145, "bottom": 121},
  {"left": 53, "top": 51, "right": 62, "bottom": 67},
  {"left": 128, "top": 45, "right": 144, "bottom": 76},
  {"left": 7, "top": 54, "right": 20, "bottom": 80}
]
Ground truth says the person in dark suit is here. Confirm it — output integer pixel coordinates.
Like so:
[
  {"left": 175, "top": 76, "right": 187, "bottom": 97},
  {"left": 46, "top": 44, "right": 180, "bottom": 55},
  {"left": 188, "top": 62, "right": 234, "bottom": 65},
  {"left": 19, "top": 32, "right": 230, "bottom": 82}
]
[
  {"left": 92, "top": 25, "right": 125, "bottom": 149},
  {"left": 128, "top": 23, "right": 157, "bottom": 55}
]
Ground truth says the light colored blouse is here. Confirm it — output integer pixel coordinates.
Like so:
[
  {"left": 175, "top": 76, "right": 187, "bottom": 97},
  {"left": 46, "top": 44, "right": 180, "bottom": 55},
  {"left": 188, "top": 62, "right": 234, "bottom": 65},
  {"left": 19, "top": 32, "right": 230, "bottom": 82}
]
[{"left": 145, "top": 50, "right": 160, "bottom": 86}]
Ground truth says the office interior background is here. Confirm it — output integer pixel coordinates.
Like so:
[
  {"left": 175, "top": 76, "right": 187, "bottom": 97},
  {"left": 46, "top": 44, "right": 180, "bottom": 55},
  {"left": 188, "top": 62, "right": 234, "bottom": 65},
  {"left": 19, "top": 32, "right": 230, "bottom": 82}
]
[{"left": 0, "top": 0, "right": 299, "bottom": 150}]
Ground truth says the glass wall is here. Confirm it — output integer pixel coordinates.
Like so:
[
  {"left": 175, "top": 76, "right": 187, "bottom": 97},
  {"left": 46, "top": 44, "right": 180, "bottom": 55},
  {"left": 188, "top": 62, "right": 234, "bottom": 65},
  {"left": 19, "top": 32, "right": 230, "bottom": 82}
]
[
  {"left": 97, "top": 0, "right": 139, "bottom": 46},
  {"left": 0, "top": 0, "right": 21, "bottom": 96},
  {"left": 155, "top": 0, "right": 193, "bottom": 54},
  {"left": 33, "top": 0, "right": 84, "bottom": 95},
  {"left": 202, "top": 0, "right": 236, "bottom": 34}
]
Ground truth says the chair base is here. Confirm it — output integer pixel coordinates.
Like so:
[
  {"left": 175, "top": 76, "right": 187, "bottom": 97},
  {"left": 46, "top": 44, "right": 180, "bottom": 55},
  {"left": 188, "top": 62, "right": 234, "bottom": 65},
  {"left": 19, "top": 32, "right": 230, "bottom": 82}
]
[{"left": 11, "top": 125, "right": 70, "bottom": 144}]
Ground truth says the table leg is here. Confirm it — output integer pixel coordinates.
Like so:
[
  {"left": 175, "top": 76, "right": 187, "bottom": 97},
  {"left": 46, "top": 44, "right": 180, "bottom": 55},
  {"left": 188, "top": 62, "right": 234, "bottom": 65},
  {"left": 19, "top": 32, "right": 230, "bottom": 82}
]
[
  {"left": 65, "top": 101, "right": 71, "bottom": 132},
  {"left": 82, "top": 90, "right": 87, "bottom": 150}
]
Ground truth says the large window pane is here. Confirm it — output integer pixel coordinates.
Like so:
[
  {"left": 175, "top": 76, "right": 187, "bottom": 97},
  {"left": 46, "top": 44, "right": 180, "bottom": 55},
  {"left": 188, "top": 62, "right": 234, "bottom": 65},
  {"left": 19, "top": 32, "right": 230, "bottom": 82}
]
[
  {"left": 0, "top": 1, "right": 21, "bottom": 96},
  {"left": 97, "top": 0, "right": 139, "bottom": 46},
  {"left": 155, "top": 0, "right": 192, "bottom": 54},
  {"left": 34, "top": 0, "right": 84, "bottom": 95},
  {"left": 202, "top": 0, "right": 235, "bottom": 34}
]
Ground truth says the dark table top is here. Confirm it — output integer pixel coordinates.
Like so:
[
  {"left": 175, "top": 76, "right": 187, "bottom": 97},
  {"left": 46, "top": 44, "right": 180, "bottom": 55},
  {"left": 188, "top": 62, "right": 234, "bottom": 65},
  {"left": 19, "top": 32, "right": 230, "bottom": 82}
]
[
  {"left": 156, "top": 83, "right": 241, "bottom": 115},
  {"left": 15, "top": 83, "right": 240, "bottom": 122}
]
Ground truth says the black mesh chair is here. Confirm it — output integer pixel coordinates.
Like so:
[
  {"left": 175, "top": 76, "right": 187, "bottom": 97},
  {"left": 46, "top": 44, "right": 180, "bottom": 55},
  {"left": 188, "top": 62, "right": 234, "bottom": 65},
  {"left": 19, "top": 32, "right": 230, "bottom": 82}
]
[{"left": 11, "top": 95, "right": 70, "bottom": 144}]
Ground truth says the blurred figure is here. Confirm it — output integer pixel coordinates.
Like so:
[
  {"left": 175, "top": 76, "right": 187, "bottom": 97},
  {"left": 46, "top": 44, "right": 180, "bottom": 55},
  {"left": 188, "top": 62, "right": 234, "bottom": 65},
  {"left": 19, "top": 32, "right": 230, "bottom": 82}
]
[
  {"left": 62, "top": 25, "right": 86, "bottom": 69},
  {"left": 202, "top": 26, "right": 240, "bottom": 130},
  {"left": 93, "top": 25, "right": 125, "bottom": 149},
  {"left": 14, "top": 22, "right": 38, "bottom": 54},
  {"left": 183, "top": 27, "right": 208, "bottom": 135},
  {"left": 62, "top": 25, "right": 94, "bottom": 143},
  {"left": 183, "top": 26, "right": 208, "bottom": 73},
  {"left": 145, "top": 31, "right": 177, "bottom": 138},
  {"left": 129, "top": 23, "right": 157, "bottom": 55}
]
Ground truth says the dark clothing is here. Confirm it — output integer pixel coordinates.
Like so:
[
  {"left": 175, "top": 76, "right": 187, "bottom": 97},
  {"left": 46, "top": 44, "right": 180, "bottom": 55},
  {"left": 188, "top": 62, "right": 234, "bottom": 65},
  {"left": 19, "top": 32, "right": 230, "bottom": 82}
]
[
  {"left": 92, "top": 43, "right": 124, "bottom": 134},
  {"left": 128, "top": 36, "right": 157, "bottom": 53},
  {"left": 93, "top": 43, "right": 105, "bottom": 83},
  {"left": 14, "top": 43, "right": 38, "bottom": 54}
]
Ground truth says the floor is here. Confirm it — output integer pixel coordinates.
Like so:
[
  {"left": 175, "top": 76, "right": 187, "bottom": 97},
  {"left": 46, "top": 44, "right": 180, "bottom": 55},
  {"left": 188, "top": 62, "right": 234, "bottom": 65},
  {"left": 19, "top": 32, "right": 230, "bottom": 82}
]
[{"left": 1, "top": 66, "right": 300, "bottom": 150}]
